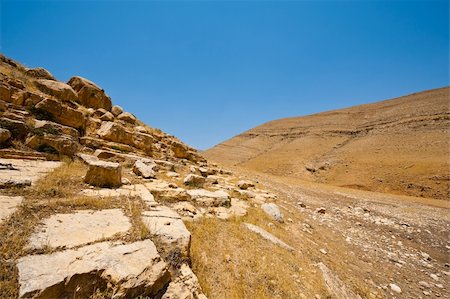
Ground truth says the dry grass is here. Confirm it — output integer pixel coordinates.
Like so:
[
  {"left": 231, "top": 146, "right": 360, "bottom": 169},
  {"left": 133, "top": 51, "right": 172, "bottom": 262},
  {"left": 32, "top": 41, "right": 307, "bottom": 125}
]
[
  {"left": 186, "top": 208, "right": 327, "bottom": 299},
  {"left": 0, "top": 161, "right": 154, "bottom": 298}
]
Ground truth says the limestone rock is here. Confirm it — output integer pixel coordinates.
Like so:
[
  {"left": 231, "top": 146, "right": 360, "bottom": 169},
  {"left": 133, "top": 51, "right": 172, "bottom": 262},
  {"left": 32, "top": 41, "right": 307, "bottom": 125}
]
[
  {"left": 237, "top": 180, "right": 255, "bottom": 190},
  {"left": 244, "top": 223, "right": 294, "bottom": 251},
  {"left": 142, "top": 206, "right": 191, "bottom": 258},
  {"left": 187, "top": 189, "right": 230, "bottom": 207},
  {"left": 25, "top": 134, "right": 79, "bottom": 157},
  {"left": 133, "top": 159, "right": 157, "bottom": 179},
  {"left": 17, "top": 240, "right": 170, "bottom": 298},
  {"left": 261, "top": 203, "right": 284, "bottom": 223},
  {"left": 0, "top": 195, "right": 23, "bottom": 223},
  {"left": 35, "top": 79, "right": 78, "bottom": 102},
  {"left": 0, "top": 83, "right": 12, "bottom": 102},
  {"left": 97, "top": 121, "right": 133, "bottom": 145},
  {"left": 117, "top": 112, "right": 136, "bottom": 124},
  {"left": 0, "top": 128, "right": 11, "bottom": 144},
  {"left": 35, "top": 98, "right": 86, "bottom": 130},
  {"left": 183, "top": 174, "right": 205, "bottom": 188},
  {"left": 25, "top": 68, "right": 56, "bottom": 80},
  {"left": 33, "top": 119, "right": 79, "bottom": 138},
  {"left": 0, "top": 117, "right": 28, "bottom": 140},
  {"left": 162, "top": 263, "right": 206, "bottom": 299},
  {"left": 146, "top": 181, "right": 190, "bottom": 202},
  {"left": 0, "top": 178, "right": 32, "bottom": 189},
  {"left": 84, "top": 160, "right": 122, "bottom": 188},
  {"left": 67, "top": 76, "right": 112, "bottom": 110},
  {"left": 28, "top": 209, "right": 131, "bottom": 249},
  {"left": 99, "top": 111, "right": 114, "bottom": 121},
  {"left": 111, "top": 105, "right": 124, "bottom": 116}
]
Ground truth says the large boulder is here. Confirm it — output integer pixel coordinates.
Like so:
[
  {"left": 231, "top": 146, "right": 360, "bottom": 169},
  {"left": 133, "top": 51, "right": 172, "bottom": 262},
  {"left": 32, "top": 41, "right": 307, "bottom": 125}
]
[
  {"left": 25, "top": 134, "right": 79, "bottom": 157},
  {"left": 133, "top": 159, "right": 157, "bottom": 179},
  {"left": 187, "top": 189, "right": 230, "bottom": 207},
  {"left": 17, "top": 240, "right": 170, "bottom": 298},
  {"left": 97, "top": 121, "right": 133, "bottom": 145},
  {"left": 0, "top": 117, "right": 28, "bottom": 140},
  {"left": 84, "top": 160, "right": 122, "bottom": 188},
  {"left": 67, "top": 76, "right": 112, "bottom": 110},
  {"left": 33, "top": 119, "right": 79, "bottom": 138},
  {"left": 25, "top": 68, "right": 56, "bottom": 81},
  {"left": 183, "top": 174, "right": 205, "bottom": 188},
  {"left": 117, "top": 112, "right": 136, "bottom": 124},
  {"left": 132, "top": 132, "right": 156, "bottom": 153},
  {"left": 261, "top": 203, "right": 284, "bottom": 223},
  {"left": 35, "top": 98, "right": 86, "bottom": 130},
  {"left": 35, "top": 79, "right": 78, "bottom": 102},
  {"left": 111, "top": 105, "right": 124, "bottom": 116},
  {"left": 141, "top": 206, "right": 191, "bottom": 258}
]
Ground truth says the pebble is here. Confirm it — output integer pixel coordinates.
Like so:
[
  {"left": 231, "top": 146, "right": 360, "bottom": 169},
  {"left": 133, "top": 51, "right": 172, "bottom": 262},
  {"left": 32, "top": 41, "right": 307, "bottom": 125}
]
[
  {"left": 389, "top": 283, "right": 402, "bottom": 293},
  {"left": 319, "top": 248, "right": 327, "bottom": 255},
  {"left": 419, "top": 281, "right": 430, "bottom": 288},
  {"left": 430, "top": 273, "right": 439, "bottom": 281}
]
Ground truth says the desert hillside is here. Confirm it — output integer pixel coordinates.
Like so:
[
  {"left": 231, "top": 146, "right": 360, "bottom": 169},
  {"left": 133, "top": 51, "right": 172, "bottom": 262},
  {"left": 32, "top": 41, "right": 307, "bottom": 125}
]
[{"left": 204, "top": 87, "right": 450, "bottom": 200}]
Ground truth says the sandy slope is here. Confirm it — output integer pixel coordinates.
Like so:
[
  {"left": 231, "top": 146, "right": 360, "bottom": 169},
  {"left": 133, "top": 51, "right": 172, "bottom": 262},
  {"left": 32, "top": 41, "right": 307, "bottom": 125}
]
[{"left": 204, "top": 87, "right": 450, "bottom": 200}]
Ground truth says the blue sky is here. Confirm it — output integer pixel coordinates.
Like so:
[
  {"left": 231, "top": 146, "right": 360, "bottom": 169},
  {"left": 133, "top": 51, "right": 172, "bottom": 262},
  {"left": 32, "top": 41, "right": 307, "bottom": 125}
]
[{"left": 1, "top": 0, "right": 448, "bottom": 150}]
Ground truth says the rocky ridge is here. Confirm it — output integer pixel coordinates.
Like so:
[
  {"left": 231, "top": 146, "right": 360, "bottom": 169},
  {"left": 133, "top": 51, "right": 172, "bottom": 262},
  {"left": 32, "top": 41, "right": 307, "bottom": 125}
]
[{"left": 0, "top": 55, "right": 279, "bottom": 298}]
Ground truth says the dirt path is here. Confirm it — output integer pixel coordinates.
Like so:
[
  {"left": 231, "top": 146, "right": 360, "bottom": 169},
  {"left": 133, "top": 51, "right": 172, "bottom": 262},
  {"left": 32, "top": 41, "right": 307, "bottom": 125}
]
[{"left": 236, "top": 168, "right": 450, "bottom": 298}]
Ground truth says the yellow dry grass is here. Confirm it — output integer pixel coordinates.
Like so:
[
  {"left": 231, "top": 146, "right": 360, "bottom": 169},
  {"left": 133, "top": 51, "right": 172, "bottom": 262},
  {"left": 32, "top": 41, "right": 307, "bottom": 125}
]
[{"left": 186, "top": 208, "right": 327, "bottom": 299}]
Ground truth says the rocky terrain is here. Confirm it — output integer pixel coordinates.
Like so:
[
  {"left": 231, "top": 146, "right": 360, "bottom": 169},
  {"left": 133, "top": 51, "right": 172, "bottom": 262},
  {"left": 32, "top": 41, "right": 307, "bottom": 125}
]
[
  {"left": 0, "top": 55, "right": 448, "bottom": 299},
  {"left": 204, "top": 87, "right": 450, "bottom": 200}
]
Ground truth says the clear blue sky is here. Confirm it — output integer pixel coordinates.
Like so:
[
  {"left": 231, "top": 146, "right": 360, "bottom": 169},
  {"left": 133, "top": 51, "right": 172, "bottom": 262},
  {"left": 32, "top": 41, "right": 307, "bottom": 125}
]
[{"left": 1, "top": 0, "right": 448, "bottom": 150}]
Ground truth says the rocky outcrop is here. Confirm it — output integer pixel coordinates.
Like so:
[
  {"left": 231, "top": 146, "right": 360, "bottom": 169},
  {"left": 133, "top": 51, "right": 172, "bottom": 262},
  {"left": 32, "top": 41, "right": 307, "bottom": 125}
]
[
  {"left": 117, "top": 112, "right": 136, "bottom": 123},
  {"left": 187, "top": 189, "right": 230, "bottom": 207},
  {"left": 35, "top": 98, "right": 86, "bottom": 130},
  {"left": 17, "top": 240, "right": 171, "bottom": 299},
  {"left": 84, "top": 160, "right": 122, "bottom": 188},
  {"left": 25, "top": 68, "right": 56, "bottom": 81},
  {"left": 183, "top": 174, "right": 205, "bottom": 188},
  {"left": 35, "top": 79, "right": 78, "bottom": 102},
  {"left": 133, "top": 159, "right": 157, "bottom": 179},
  {"left": 67, "top": 76, "right": 112, "bottom": 110},
  {"left": 25, "top": 134, "right": 79, "bottom": 156}
]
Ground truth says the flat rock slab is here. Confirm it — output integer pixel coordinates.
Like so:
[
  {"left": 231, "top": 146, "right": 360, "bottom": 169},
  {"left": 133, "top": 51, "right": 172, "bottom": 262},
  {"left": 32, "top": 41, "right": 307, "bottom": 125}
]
[
  {"left": 28, "top": 209, "right": 131, "bottom": 249},
  {"left": 261, "top": 203, "right": 284, "bottom": 223},
  {"left": 187, "top": 189, "right": 230, "bottom": 207},
  {"left": 0, "top": 195, "right": 23, "bottom": 223},
  {"left": 142, "top": 206, "right": 191, "bottom": 257},
  {"left": 81, "top": 184, "right": 157, "bottom": 207},
  {"left": 18, "top": 240, "right": 170, "bottom": 298},
  {"left": 244, "top": 223, "right": 294, "bottom": 251},
  {"left": 0, "top": 159, "right": 61, "bottom": 186}
]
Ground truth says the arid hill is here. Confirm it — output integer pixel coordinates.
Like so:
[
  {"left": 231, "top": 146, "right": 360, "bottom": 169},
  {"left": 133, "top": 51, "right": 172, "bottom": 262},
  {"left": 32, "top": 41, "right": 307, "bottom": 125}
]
[{"left": 204, "top": 87, "right": 450, "bottom": 200}]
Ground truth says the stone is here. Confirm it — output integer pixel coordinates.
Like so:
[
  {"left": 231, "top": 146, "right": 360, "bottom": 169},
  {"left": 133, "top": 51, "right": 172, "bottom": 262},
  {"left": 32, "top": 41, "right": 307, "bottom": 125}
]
[
  {"left": 0, "top": 83, "right": 11, "bottom": 102},
  {"left": 67, "top": 76, "right": 112, "bottom": 110},
  {"left": 0, "top": 128, "right": 11, "bottom": 144},
  {"left": 117, "top": 112, "right": 136, "bottom": 123},
  {"left": 35, "top": 79, "right": 78, "bottom": 102},
  {"left": 0, "top": 117, "right": 28, "bottom": 140},
  {"left": 389, "top": 283, "right": 402, "bottom": 293},
  {"left": 25, "top": 68, "right": 56, "bottom": 80},
  {"left": 32, "top": 119, "right": 79, "bottom": 138},
  {"left": 318, "top": 263, "right": 362, "bottom": 299},
  {"left": 142, "top": 206, "right": 191, "bottom": 258},
  {"left": 111, "top": 105, "right": 124, "bottom": 116},
  {"left": 84, "top": 160, "right": 122, "bottom": 188},
  {"left": 187, "top": 189, "right": 230, "bottom": 207},
  {"left": 0, "top": 195, "right": 23, "bottom": 223},
  {"left": 237, "top": 180, "right": 255, "bottom": 190},
  {"left": 17, "top": 240, "right": 170, "bottom": 298},
  {"left": 162, "top": 263, "right": 206, "bottom": 299},
  {"left": 25, "top": 134, "right": 79, "bottom": 156},
  {"left": 133, "top": 159, "right": 157, "bottom": 179},
  {"left": 99, "top": 111, "right": 114, "bottom": 121},
  {"left": 244, "top": 223, "right": 294, "bottom": 251},
  {"left": 35, "top": 98, "right": 86, "bottom": 130},
  {"left": 0, "top": 178, "right": 32, "bottom": 188},
  {"left": 0, "top": 158, "right": 61, "bottom": 185},
  {"left": 183, "top": 174, "right": 206, "bottom": 188},
  {"left": 77, "top": 153, "right": 99, "bottom": 164},
  {"left": 206, "top": 175, "right": 219, "bottom": 184},
  {"left": 231, "top": 189, "right": 256, "bottom": 201},
  {"left": 97, "top": 121, "right": 133, "bottom": 145},
  {"left": 419, "top": 281, "right": 431, "bottom": 288},
  {"left": 172, "top": 202, "right": 199, "bottom": 218},
  {"left": 261, "top": 203, "right": 284, "bottom": 223},
  {"left": 316, "top": 207, "right": 326, "bottom": 214},
  {"left": 132, "top": 132, "right": 156, "bottom": 153},
  {"left": 28, "top": 209, "right": 131, "bottom": 249}
]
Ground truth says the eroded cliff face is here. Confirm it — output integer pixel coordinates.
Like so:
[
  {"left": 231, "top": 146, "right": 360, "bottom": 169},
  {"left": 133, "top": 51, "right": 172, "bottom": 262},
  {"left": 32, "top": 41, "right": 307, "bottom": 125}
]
[{"left": 205, "top": 87, "right": 450, "bottom": 200}]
